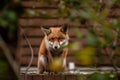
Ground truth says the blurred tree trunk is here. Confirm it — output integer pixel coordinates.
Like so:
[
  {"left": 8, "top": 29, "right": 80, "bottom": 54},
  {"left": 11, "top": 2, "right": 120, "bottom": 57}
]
[{"left": 0, "top": 35, "right": 19, "bottom": 80}]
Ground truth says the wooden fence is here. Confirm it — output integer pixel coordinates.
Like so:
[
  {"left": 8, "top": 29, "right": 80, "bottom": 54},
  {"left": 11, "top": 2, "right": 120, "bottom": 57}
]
[{"left": 16, "top": 0, "right": 120, "bottom": 72}]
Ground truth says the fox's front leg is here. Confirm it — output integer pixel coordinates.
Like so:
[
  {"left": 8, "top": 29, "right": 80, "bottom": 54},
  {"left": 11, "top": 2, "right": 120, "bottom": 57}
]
[
  {"left": 37, "top": 55, "right": 47, "bottom": 74},
  {"left": 62, "top": 48, "right": 68, "bottom": 71}
]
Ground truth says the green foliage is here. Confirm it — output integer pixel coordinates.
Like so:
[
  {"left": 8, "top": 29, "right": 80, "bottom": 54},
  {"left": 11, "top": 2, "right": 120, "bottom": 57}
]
[
  {"left": 0, "top": 0, "right": 24, "bottom": 80},
  {"left": 58, "top": 0, "right": 120, "bottom": 66},
  {"left": 0, "top": 60, "right": 8, "bottom": 80},
  {"left": 0, "top": 0, "right": 23, "bottom": 31},
  {"left": 0, "top": 0, "right": 24, "bottom": 48},
  {"left": 74, "top": 29, "right": 83, "bottom": 39},
  {"left": 88, "top": 72, "right": 117, "bottom": 80},
  {"left": 75, "top": 47, "right": 95, "bottom": 66},
  {"left": 3, "top": 11, "right": 17, "bottom": 22},
  {"left": 0, "top": 52, "right": 8, "bottom": 80},
  {"left": 38, "top": 0, "right": 120, "bottom": 78},
  {"left": 88, "top": 72, "right": 108, "bottom": 80},
  {"left": 86, "top": 33, "right": 100, "bottom": 46},
  {"left": 46, "top": 0, "right": 120, "bottom": 79}
]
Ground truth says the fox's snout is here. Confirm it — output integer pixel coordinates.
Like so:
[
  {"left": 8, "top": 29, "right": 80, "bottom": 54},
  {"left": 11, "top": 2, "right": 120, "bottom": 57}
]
[
  {"left": 53, "top": 40, "right": 60, "bottom": 49},
  {"left": 53, "top": 45, "right": 60, "bottom": 49},
  {"left": 53, "top": 43, "right": 60, "bottom": 49},
  {"left": 49, "top": 40, "right": 60, "bottom": 49}
]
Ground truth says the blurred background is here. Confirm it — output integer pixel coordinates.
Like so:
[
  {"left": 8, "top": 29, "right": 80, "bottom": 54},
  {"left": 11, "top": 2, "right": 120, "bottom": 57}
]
[{"left": 0, "top": 0, "right": 120, "bottom": 80}]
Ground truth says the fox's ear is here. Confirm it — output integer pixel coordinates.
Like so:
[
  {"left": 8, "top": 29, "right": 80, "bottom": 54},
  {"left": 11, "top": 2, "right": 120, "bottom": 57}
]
[
  {"left": 61, "top": 24, "right": 68, "bottom": 34},
  {"left": 41, "top": 27, "right": 51, "bottom": 35}
]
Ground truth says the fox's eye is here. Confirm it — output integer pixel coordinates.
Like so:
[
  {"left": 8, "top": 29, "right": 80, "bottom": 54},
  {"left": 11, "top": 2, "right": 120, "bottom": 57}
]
[
  {"left": 59, "top": 37, "right": 64, "bottom": 41},
  {"left": 49, "top": 38, "right": 54, "bottom": 41}
]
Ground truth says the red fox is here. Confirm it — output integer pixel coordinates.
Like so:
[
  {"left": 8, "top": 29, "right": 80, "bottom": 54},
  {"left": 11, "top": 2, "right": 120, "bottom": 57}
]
[{"left": 37, "top": 25, "right": 69, "bottom": 73}]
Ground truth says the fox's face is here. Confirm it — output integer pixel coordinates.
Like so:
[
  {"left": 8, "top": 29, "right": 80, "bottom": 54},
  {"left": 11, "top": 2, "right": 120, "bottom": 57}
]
[{"left": 41, "top": 25, "right": 69, "bottom": 50}]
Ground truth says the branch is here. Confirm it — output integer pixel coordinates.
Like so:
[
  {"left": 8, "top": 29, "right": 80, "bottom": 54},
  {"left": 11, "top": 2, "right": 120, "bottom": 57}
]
[
  {"left": 0, "top": 35, "right": 20, "bottom": 80},
  {"left": 104, "top": 30, "right": 119, "bottom": 79},
  {"left": 20, "top": 27, "right": 34, "bottom": 80}
]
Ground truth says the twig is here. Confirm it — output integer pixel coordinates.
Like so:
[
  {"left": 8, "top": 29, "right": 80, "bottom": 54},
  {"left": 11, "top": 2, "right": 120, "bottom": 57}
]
[
  {"left": 104, "top": 30, "right": 119, "bottom": 79},
  {"left": 0, "top": 35, "right": 20, "bottom": 80},
  {"left": 20, "top": 27, "right": 34, "bottom": 80}
]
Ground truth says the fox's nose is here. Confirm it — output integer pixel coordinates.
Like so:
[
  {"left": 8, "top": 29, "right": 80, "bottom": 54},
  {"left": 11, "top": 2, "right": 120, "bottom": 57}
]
[{"left": 54, "top": 46, "right": 58, "bottom": 49}]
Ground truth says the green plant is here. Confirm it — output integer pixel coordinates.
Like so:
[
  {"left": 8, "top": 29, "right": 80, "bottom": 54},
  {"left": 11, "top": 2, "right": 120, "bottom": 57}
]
[
  {"left": 0, "top": 0, "right": 24, "bottom": 80},
  {"left": 37, "top": 0, "right": 120, "bottom": 80}
]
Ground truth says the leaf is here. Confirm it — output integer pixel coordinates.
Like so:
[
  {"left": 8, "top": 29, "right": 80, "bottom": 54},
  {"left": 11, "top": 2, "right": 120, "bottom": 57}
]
[
  {"left": 39, "top": 11, "right": 53, "bottom": 19},
  {"left": 0, "top": 19, "right": 8, "bottom": 27},
  {"left": 65, "top": 42, "right": 80, "bottom": 51},
  {"left": 3, "top": 11, "right": 17, "bottom": 21},
  {"left": 105, "top": 72, "right": 117, "bottom": 80},
  {"left": 49, "top": 58, "right": 63, "bottom": 72},
  {"left": 88, "top": 72, "right": 108, "bottom": 80},
  {"left": 74, "top": 28, "right": 83, "bottom": 38},
  {"left": 9, "top": 25, "right": 16, "bottom": 32},
  {"left": 26, "top": 10, "right": 36, "bottom": 16},
  {"left": 0, "top": 60, "right": 8, "bottom": 80},
  {"left": 102, "top": 27, "right": 115, "bottom": 45},
  {"left": 80, "top": 10, "right": 91, "bottom": 19},
  {"left": 86, "top": 33, "right": 99, "bottom": 46},
  {"left": 80, "top": 9, "right": 98, "bottom": 22},
  {"left": 75, "top": 47, "right": 95, "bottom": 66}
]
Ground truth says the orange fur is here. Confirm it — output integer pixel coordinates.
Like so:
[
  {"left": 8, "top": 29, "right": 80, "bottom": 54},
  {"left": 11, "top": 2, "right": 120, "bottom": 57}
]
[{"left": 37, "top": 26, "right": 69, "bottom": 73}]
